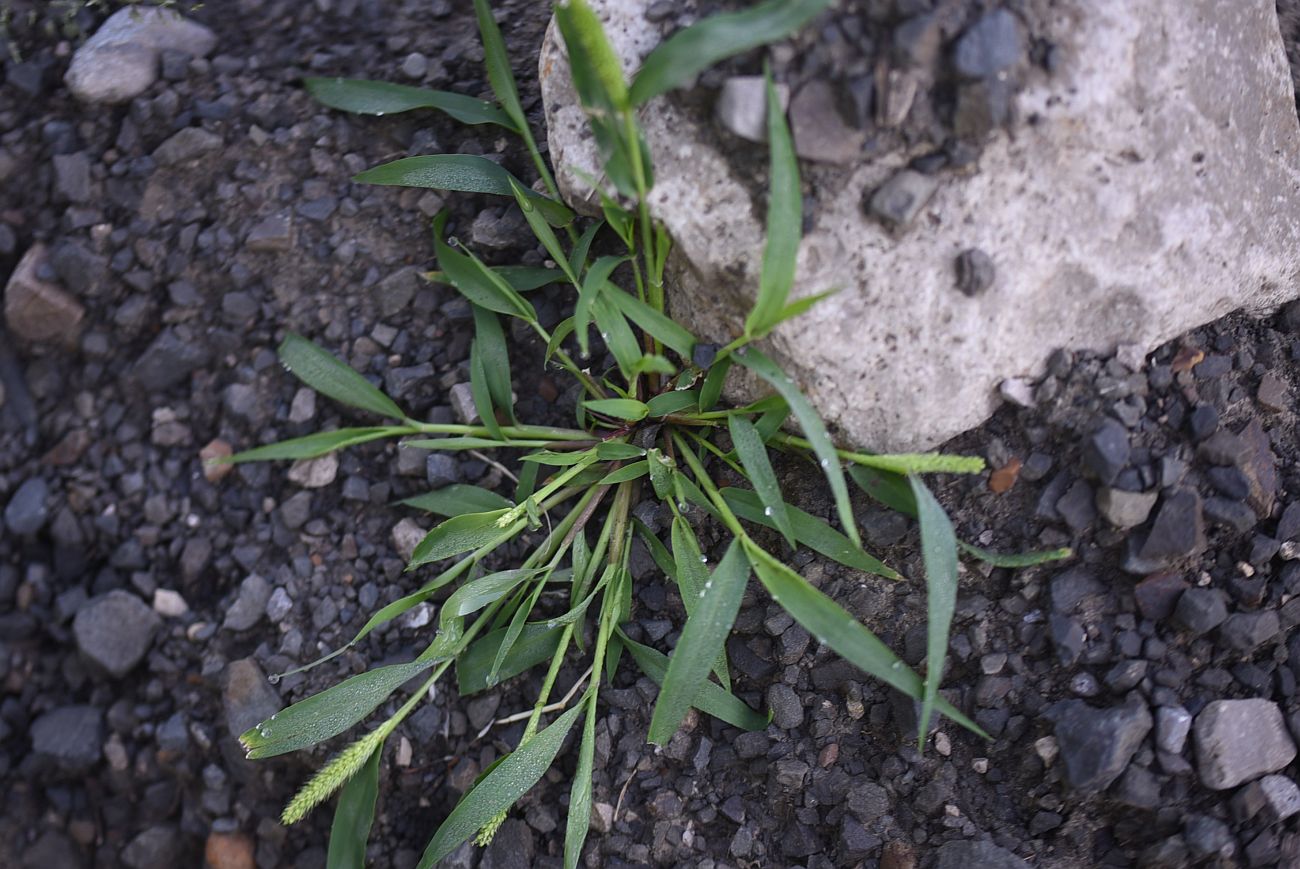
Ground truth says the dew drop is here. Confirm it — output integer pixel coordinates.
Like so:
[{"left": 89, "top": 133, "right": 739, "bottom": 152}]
[
  {"left": 763, "top": 506, "right": 773, "bottom": 517},
  {"left": 677, "top": 502, "right": 689, "bottom": 512},
  {"left": 698, "top": 590, "right": 706, "bottom": 598},
  {"left": 258, "top": 726, "right": 269, "bottom": 738},
  {"left": 270, "top": 714, "right": 278, "bottom": 721},
  {"left": 375, "top": 110, "right": 386, "bottom": 116},
  {"left": 699, "top": 555, "right": 708, "bottom": 563},
  {"left": 819, "top": 458, "right": 830, "bottom": 469},
  {"left": 704, "top": 580, "right": 713, "bottom": 590},
  {"left": 890, "top": 661, "right": 902, "bottom": 670},
  {"left": 816, "top": 635, "right": 826, "bottom": 645},
  {"left": 546, "top": 620, "right": 557, "bottom": 629},
  {"left": 267, "top": 673, "right": 282, "bottom": 685}
]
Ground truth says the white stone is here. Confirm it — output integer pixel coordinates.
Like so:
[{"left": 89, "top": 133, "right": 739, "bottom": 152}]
[
  {"left": 715, "top": 76, "right": 788, "bottom": 143},
  {"left": 287, "top": 452, "right": 338, "bottom": 489},
  {"left": 288, "top": 387, "right": 317, "bottom": 423},
  {"left": 1195, "top": 699, "right": 1297, "bottom": 790},
  {"left": 65, "top": 7, "right": 216, "bottom": 105},
  {"left": 152, "top": 588, "right": 189, "bottom": 618},
  {"left": 391, "top": 518, "right": 427, "bottom": 562},
  {"left": 449, "top": 382, "right": 479, "bottom": 425},
  {"left": 540, "top": 0, "right": 1300, "bottom": 451}
]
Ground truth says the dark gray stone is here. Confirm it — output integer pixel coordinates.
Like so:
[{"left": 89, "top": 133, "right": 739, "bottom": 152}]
[
  {"left": 1199, "top": 430, "right": 1248, "bottom": 466},
  {"left": 120, "top": 825, "right": 181, "bottom": 869},
  {"left": 1188, "top": 403, "right": 1219, "bottom": 441},
  {"left": 1082, "top": 418, "right": 1130, "bottom": 485},
  {"left": 767, "top": 683, "right": 804, "bottom": 729},
  {"left": 1219, "top": 611, "right": 1279, "bottom": 654},
  {"left": 1049, "top": 614, "right": 1086, "bottom": 667},
  {"left": 246, "top": 213, "right": 293, "bottom": 252},
  {"left": 1055, "top": 479, "right": 1096, "bottom": 532},
  {"left": 1207, "top": 466, "right": 1251, "bottom": 501},
  {"left": 1137, "top": 488, "right": 1204, "bottom": 565},
  {"left": 5, "top": 477, "right": 49, "bottom": 535},
  {"left": 955, "top": 247, "right": 995, "bottom": 296},
  {"left": 1184, "top": 814, "right": 1237, "bottom": 861},
  {"left": 222, "top": 658, "right": 282, "bottom": 737},
  {"left": 31, "top": 705, "right": 103, "bottom": 774},
  {"left": 425, "top": 453, "right": 460, "bottom": 489},
  {"left": 1173, "top": 587, "right": 1228, "bottom": 636},
  {"left": 867, "top": 170, "right": 938, "bottom": 228},
  {"left": 73, "top": 590, "right": 161, "bottom": 677},
  {"left": 932, "top": 838, "right": 1029, "bottom": 869},
  {"left": 52, "top": 151, "right": 92, "bottom": 203},
  {"left": 222, "top": 574, "right": 271, "bottom": 632},
  {"left": 132, "top": 328, "right": 211, "bottom": 391},
  {"left": 153, "top": 126, "right": 222, "bottom": 166},
  {"left": 952, "top": 9, "right": 1024, "bottom": 78},
  {"left": 1195, "top": 699, "right": 1296, "bottom": 789},
  {"left": 1051, "top": 697, "right": 1152, "bottom": 794},
  {"left": 1113, "top": 763, "right": 1162, "bottom": 809},
  {"left": 1204, "top": 496, "right": 1258, "bottom": 534}
]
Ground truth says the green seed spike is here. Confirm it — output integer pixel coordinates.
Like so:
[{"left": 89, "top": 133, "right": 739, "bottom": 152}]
[
  {"left": 282, "top": 730, "right": 385, "bottom": 825},
  {"left": 474, "top": 810, "right": 508, "bottom": 847}
]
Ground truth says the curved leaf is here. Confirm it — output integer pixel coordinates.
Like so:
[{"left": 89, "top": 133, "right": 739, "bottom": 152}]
[
  {"left": 457, "top": 622, "right": 564, "bottom": 695},
  {"left": 400, "top": 484, "right": 512, "bottom": 517},
  {"left": 621, "top": 635, "right": 766, "bottom": 732},
  {"left": 648, "top": 542, "right": 749, "bottom": 744},
  {"left": 305, "top": 77, "right": 514, "bottom": 128},
  {"left": 417, "top": 702, "right": 585, "bottom": 868},
  {"left": 629, "top": 0, "right": 833, "bottom": 106},
  {"left": 408, "top": 510, "right": 517, "bottom": 569},
  {"left": 728, "top": 415, "right": 795, "bottom": 548},
  {"left": 433, "top": 212, "right": 537, "bottom": 320},
  {"left": 356, "top": 156, "right": 572, "bottom": 226},
  {"left": 279, "top": 334, "right": 405, "bottom": 419},
  {"left": 229, "top": 427, "right": 402, "bottom": 463},
  {"left": 745, "top": 72, "right": 800, "bottom": 339},
  {"left": 582, "top": 398, "right": 648, "bottom": 421},
  {"left": 910, "top": 474, "right": 958, "bottom": 749},
  {"left": 240, "top": 659, "right": 433, "bottom": 759}
]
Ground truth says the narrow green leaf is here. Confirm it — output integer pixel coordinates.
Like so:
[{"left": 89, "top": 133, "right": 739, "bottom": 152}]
[
  {"left": 629, "top": 0, "right": 833, "bottom": 106},
  {"left": 628, "top": 354, "right": 677, "bottom": 380},
  {"left": 574, "top": 256, "right": 625, "bottom": 356},
  {"left": 647, "top": 449, "right": 675, "bottom": 501},
  {"left": 851, "top": 453, "right": 986, "bottom": 475},
  {"left": 959, "top": 543, "right": 1074, "bottom": 568},
  {"left": 744, "top": 71, "right": 800, "bottom": 338},
  {"left": 646, "top": 390, "right": 699, "bottom": 417},
  {"left": 754, "top": 401, "right": 791, "bottom": 442},
  {"left": 470, "top": 338, "right": 504, "bottom": 441},
  {"left": 279, "top": 334, "right": 405, "bottom": 419},
  {"left": 649, "top": 542, "right": 749, "bottom": 744},
  {"left": 564, "top": 698, "right": 597, "bottom": 869},
  {"left": 305, "top": 77, "right": 515, "bottom": 128},
  {"left": 744, "top": 541, "right": 984, "bottom": 736},
  {"left": 554, "top": 0, "right": 629, "bottom": 113},
  {"left": 736, "top": 348, "right": 858, "bottom": 547},
  {"left": 472, "top": 0, "right": 528, "bottom": 132},
  {"left": 433, "top": 212, "right": 537, "bottom": 320},
  {"left": 520, "top": 449, "right": 597, "bottom": 466},
  {"left": 240, "top": 660, "right": 433, "bottom": 759},
  {"left": 603, "top": 634, "right": 624, "bottom": 684},
  {"left": 728, "top": 415, "right": 796, "bottom": 548},
  {"left": 594, "top": 442, "right": 645, "bottom": 460},
  {"left": 405, "top": 437, "right": 546, "bottom": 451},
  {"left": 229, "top": 427, "right": 401, "bottom": 463},
  {"left": 621, "top": 634, "right": 767, "bottom": 732},
  {"left": 592, "top": 296, "right": 642, "bottom": 378},
  {"left": 494, "top": 266, "right": 564, "bottom": 292},
  {"left": 347, "top": 557, "right": 477, "bottom": 649},
  {"left": 508, "top": 178, "right": 579, "bottom": 285},
  {"left": 582, "top": 398, "right": 649, "bottom": 421},
  {"left": 597, "top": 461, "right": 648, "bottom": 484},
  {"left": 770, "top": 288, "right": 839, "bottom": 329},
  {"left": 669, "top": 516, "right": 731, "bottom": 687},
  {"left": 417, "top": 702, "right": 585, "bottom": 867},
  {"left": 600, "top": 192, "right": 635, "bottom": 248},
  {"left": 568, "top": 220, "right": 603, "bottom": 281},
  {"left": 326, "top": 740, "right": 382, "bottom": 869},
  {"left": 473, "top": 305, "right": 515, "bottom": 424},
  {"left": 408, "top": 510, "right": 516, "bottom": 569},
  {"left": 546, "top": 317, "right": 577, "bottom": 364},
  {"left": 847, "top": 465, "right": 917, "bottom": 516},
  {"left": 910, "top": 475, "right": 959, "bottom": 750},
  {"left": 605, "top": 288, "right": 697, "bottom": 359},
  {"left": 457, "top": 623, "right": 564, "bottom": 695},
  {"left": 443, "top": 569, "right": 541, "bottom": 620},
  {"left": 699, "top": 357, "right": 731, "bottom": 412},
  {"left": 359, "top": 156, "right": 572, "bottom": 226},
  {"left": 721, "top": 488, "right": 899, "bottom": 580},
  {"left": 400, "top": 484, "right": 512, "bottom": 517}
]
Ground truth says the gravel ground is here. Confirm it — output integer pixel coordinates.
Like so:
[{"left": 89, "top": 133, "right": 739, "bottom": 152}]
[{"left": 4, "top": 2, "right": 1300, "bottom": 868}]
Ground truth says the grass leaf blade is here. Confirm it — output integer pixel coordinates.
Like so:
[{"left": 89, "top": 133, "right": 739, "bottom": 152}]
[
  {"left": 229, "top": 427, "right": 402, "bottom": 462},
  {"left": 472, "top": 0, "right": 527, "bottom": 131},
  {"left": 605, "top": 287, "right": 697, "bottom": 359},
  {"left": 305, "top": 77, "right": 514, "bottom": 128},
  {"left": 909, "top": 475, "right": 959, "bottom": 750},
  {"left": 417, "top": 703, "right": 585, "bottom": 868},
  {"left": 358, "top": 156, "right": 572, "bottom": 226},
  {"left": 400, "top": 484, "right": 512, "bottom": 517},
  {"left": 629, "top": 0, "right": 832, "bottom": 105},
  {"left": 564, "top": 700, "right": 597, "bottom": 869},
  {"left": 648, "top": 542, "right": 749, "bottom": 744},
  {"left": 326, "top": 741, "right": 382, "bottom": 869},
  {"left": 744, "top": 72, "right": 800, "bottom": 338},
  {"left": 736, "top": 348, "right": 858, "bottom": 547},
  {"left": 279, "top": 334, "right": 405, "bottom": 419},
  {"left": 621, "top": 634, "right": 766, "bottom": 732},
  {"left": 408, "top": 510, "right": 517, "bottom": 569},
  {"left": 728, "top": 415, "right": 796, "bottom": 548}
]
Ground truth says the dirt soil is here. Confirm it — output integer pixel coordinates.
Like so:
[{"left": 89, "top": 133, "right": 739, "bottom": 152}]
[{"left": 3, "top": 2, "right": 1300, "bottom": 869}]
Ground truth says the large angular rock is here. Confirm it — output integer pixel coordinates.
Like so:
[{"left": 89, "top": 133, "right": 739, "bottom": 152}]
[
  {"left": 540, "top": 0, "right": 1300, "bottom": 451},
  {"left": 1050, "top": 697, "right": 1153, "bottom": 794},
  {"left": 4, "top": 245, "right": 84, "bottom": 347},
  {"left": 64, "top": 7, "right": 216, "bottom": 105},
  {"left": 1195, "top": 699, "right": 1297, "bottom": 789}
]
